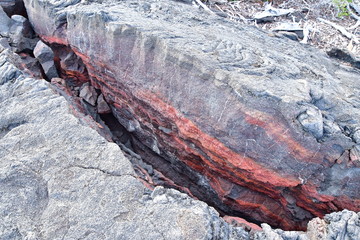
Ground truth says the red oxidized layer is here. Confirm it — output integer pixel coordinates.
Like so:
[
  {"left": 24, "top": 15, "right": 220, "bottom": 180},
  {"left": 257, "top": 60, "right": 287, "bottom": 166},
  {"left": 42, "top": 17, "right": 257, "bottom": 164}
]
[{"left": 41, "top": 35, "right": 360, "bottom": 230}]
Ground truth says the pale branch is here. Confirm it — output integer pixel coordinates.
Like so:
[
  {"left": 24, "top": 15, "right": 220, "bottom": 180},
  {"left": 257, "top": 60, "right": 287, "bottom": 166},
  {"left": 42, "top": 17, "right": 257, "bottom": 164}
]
[
  {"left": 194, "top": 0, "right": 215, "bottom": 15},
  {"left": 318, "top": 18, "right": 359, "bottom": 44}
]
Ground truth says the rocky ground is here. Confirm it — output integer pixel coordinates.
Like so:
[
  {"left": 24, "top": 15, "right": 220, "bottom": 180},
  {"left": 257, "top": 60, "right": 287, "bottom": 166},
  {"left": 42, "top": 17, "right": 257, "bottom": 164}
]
[
  {"left": 205, "top": 0, "right": 360, "bottom": 57},
  {"left": 1, "top": 0, "right": 360, "bottom": 239}
]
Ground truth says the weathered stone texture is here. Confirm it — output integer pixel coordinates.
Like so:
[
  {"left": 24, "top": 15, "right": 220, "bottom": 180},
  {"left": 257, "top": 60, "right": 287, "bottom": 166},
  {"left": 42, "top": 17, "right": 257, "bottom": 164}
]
[
  {"left": 0, "top": 49, "right": 248, "bottom": 239},
  {"left": 22, "top": 0, "right": 360, "bottom": 230},
  {"left": 1, "top": 33, "right": 360, "bottom": 240}
]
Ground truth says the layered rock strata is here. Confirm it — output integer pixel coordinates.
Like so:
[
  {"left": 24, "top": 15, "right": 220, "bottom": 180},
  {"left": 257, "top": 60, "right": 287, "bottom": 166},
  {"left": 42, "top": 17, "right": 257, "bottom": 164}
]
[
  {"left": 2, "top": 41, "right": 360, "bottom": 240},
  {"left": 0, "top": 48, "right": 250, "bottom": 240},
  {"left": 23, "top": 0, "right": 360, "bottom": 230}
]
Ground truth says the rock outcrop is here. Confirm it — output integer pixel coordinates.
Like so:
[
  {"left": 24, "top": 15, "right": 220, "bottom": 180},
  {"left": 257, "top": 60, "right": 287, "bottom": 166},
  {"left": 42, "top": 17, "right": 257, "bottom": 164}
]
[
  {"left": 2, "top": 40, "right": 360, "bottom": 240},
  {"left": 22, "top": 0, "right": 360, "bottom": 230},
  {"left": 0, "top": 48, "right": 249, "bottom": 240}
]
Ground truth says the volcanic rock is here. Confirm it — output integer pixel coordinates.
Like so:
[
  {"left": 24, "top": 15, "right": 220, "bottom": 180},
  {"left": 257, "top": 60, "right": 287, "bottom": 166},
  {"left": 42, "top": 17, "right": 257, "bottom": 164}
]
[
  {"left": 79, "top": 83, "right": 98, "bottom": 106},
  {"left": 8, "top": 15, "right": 37, "bottom": 53},
  {"left": 253, "top": 209, "right": 360, "bottom": 240},
  {"left": 1, "top": 29, "right": 360, "bottom": 240},
  {"left": 0, "top": 49, "right": 248, "bottom": 240},
  {"left": 33, "top": 40, "right": 58, "bottom": 80},
  {"left": 97, "top": 93, "right": 111, "bottom": 114},
  {"left": 58, "top": 50, "right": 88, "bottom": 82},
  {"left": 0, "top": 38, "right": 10, "bottom": 50},
  {"left": 17, "top": 52, "right": 42, "bottom": 78},
  {"left": 23, "top": 0, "right": 360, "bottom": 230},
  {"left": 0, "top": 7, "right": 11, "bottom": 37}
]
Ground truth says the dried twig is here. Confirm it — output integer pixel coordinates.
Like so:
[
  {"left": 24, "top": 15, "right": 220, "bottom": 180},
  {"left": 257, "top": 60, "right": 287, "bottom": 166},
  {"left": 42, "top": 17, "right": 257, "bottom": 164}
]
[
  {"left": 228, "top": 3, "right": 247, "bottom": 22},
  {"left": 348, "top": 21, "right": 360, "bottom": 30},
  {"left": 194, "top": 0, "right": 215, "bottom": 15},
  {"left": 301, "top": 23, "right": 311, "bottom": 44},
  {"left": 318, "top": 18, "right": 359, "bottom": 44}
]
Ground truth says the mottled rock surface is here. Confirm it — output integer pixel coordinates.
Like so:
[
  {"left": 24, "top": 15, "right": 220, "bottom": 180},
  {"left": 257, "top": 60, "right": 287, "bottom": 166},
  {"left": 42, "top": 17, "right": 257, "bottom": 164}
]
[
  {"left": 23, "top": 0, "right": 360, "bottom": 230},
  {"left": 0, "top": 49, "right": 248, "bottom": 240}
]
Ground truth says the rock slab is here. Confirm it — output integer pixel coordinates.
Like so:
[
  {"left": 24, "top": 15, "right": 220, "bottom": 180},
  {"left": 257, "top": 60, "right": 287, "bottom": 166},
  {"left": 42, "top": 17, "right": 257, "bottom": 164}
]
[
  {"left": 1, "top": 35, "right": 360, "bottom": 240},
  {"left": 23, "top": 0, "right": 360, "bottom": 230},
  {"left": 0, "top": 48, "right": 247, "bottom": 240}
]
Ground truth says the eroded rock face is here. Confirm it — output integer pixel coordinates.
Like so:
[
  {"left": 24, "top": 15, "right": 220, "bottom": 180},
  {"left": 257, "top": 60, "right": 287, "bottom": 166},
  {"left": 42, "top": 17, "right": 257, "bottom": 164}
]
[
  {"left": 0, "top": 48, "right": 248, "bottom": 240},
  {"left": 1, "top": 29, "right": 360, "bottom": 240},
  {"left": 23, "top": 0, "right": 360, "bottom": 230}
]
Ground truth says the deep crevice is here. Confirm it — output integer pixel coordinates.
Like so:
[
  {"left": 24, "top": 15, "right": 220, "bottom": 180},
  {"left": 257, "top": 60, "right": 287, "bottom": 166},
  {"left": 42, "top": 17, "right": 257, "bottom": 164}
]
[{"left": 44, "top": 43, "right": 267, "bottom": 231}]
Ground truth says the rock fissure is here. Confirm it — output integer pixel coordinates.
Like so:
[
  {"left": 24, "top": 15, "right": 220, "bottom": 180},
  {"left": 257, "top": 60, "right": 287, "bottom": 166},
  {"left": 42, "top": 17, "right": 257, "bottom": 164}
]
[
  {"left": 2, "top": 0, "right": 360, "bottom": 234},
  {"left": 70, "top": 165, "right": 137, "bottom": 179}
]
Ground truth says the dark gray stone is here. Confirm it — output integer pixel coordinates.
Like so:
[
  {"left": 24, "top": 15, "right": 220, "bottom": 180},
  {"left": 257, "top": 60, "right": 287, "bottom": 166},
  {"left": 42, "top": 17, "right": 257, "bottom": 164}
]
[
  {"left": 33, "top": 40, "right": 58, "bottom": 79},
  {"left": 0, "top": 0, "right": 26, "bottom": 16},
  {"left": 10, "top": 15, "right": 34, "bottom": 38},
  {"left": 8, "top": 14, "right": 37, "bottom": 52}
]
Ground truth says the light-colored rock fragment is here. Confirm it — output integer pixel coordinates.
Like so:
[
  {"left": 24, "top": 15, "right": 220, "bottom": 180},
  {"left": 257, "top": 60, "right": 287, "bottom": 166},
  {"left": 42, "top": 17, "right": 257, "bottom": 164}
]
[
  {"left": 0, "top": 7, "right": 11, "bottom": 37},
  {"left": 80, "top": 84, "right": 98, "bottom": 106},
  {"left": 297, "top": 106, "right": 324, "bottom": 139},
  {"left": 33, "top": 40, "right": 58, "bottom": 79},
  {"left": 97, "top": 93, "right": 111, "bottom": 114}
]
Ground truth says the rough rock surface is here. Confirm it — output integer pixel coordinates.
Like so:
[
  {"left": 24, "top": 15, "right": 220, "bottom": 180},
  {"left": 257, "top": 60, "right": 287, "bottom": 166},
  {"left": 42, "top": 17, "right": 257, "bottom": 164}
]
[
  {"left": 2, "top": 30, "right": 360, "bottom": 240},
  {"left": 79, "top": 82, "right": 98, "bottom": 106},
  {"left": 0, "top": 7, "right": 11, "bottom": 37},
  {"left": 23, "top": 0, "right": 360, "bottom": 230},
  {"left": 8, "top": 14, "right": 37, "bottom": 53},
  {"left": 0, "top": 48, "right": 249, "bottom": 240},
  {"left": 33, "top": 39, "right": 58, "bottom": 80},
  {"left": 97, "top": 93, "right": 111, "bottom": 114}
]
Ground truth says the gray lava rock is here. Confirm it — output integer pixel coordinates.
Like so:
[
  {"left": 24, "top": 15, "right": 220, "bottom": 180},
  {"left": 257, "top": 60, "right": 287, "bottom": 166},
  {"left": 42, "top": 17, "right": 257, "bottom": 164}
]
[
  {"left": 1, "top": 33, "right": 360, "bottom": 240},
  {"left": 10, "top": 15, "right": 34, "bottom": 38},
  {"left": 0, "top": 7, "right": 11, "bottom": 37},
  {"left": 0, "top": 49, "right": 245, "bottom": 240},
  {"left": 8, "top": 15, "right": 37, "bottom": 52},
  {"left": 0, "top": 38, "right": 10, "bottom": 50},
  {"left": 18, "top": 53, "right": 42, "bottom": 78},
  {"left": 97, "top": 93, "right": 111, "bottom": 114},
  {"left": 253, "top": 210, "right": 360, "bottom": 240},
  {"left": 324, "top": 209, "right": 360, "bottom": 239},
  {"left": 33, "top": 40, "right": 58, "bottom": 79},
  {"left": 80, "top": 83, "right": 98, "bottom": 106},
  {"left": 297, "top": 105, "right": 324, "bottom": 139},
  {"left": 22, "top": 0, "right": 360, "bottom": 229}
]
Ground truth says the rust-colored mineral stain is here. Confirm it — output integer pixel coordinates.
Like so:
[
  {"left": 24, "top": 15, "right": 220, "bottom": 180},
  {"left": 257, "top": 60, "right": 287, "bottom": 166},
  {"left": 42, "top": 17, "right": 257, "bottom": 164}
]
[
  {"left": 223, "top": 216, "right": 262, "bottom": 231},
  {"left": 40, "top": 30, "right": 360, "bottom": 231},
  {"left": 136, "top": 90, "right": 301, "bottom": 188},
  {"left": 41, "top": 35, "right": 68, "bottom": 46},
  {"left": 244, "top": 111, "right": 321, "bottom": 164}
]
